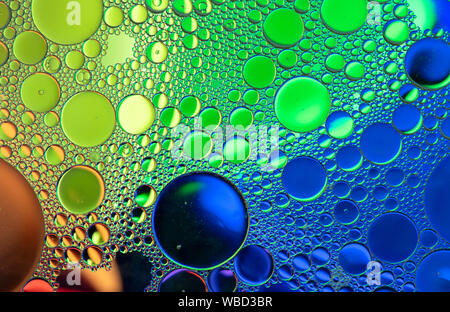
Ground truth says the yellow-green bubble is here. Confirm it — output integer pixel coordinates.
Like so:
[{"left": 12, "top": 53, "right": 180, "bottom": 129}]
[
  {"left": 13, "top": 31, "right": 47, "bottom": 65},
  {"left": 20, "top": 73, "right": 61, "bottom": 113},
  {"left": 117, "top": 95, "right": 156, "bottom": 135}
]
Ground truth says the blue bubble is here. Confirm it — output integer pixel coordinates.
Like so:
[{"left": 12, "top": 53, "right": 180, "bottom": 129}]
[
  {"left": 392, "top": 104, "right": 422, "bottom": 134},
  {"left": 425, "top": 156, "right": 450, "bottom": 242},
  {"left": 292, "top": 254, "right": 311, "bottom": 272},
  {"left": 350, "top": 186, "right": 368, "bottom": 202},
  {"left": 234, "top": 245, "right": 274, "bottom": 286},
  {"left": 278, "top": 264, "right": 294, "bottom": 281},
  {"left": 159, "top": 269, "right": 207, "bottom": 292},
  {"left": 407, "top": 146, "right": 421, "bottom": 160},
  {"left": 282, "top": 156, "right": 327, "bottom": 202},
  {"left": 384, "top": 197, "right": 398, "bottom": 211},
  {"left": 416, "top": 250, "right": 450, "bottom": 292},
  {"left": 207, "top": 268, "right": 237, "bottom": 292},
  {"left": 368, "top": 213, "right": 418, "bottom": 263},
  {"left": 420, "top": 229, "right": 438, "bottom": 248},
  {"left": 152, "top": 172, "right": 249, "bottom": 269},
  {"left": 360, "top": 123, "right": 402, "bottom": 165},
  {"left": 315, "top": 268, "right": 331, "bottom": 284},
  {"left": 333, "top": 181, "right": 350, "bottom": 198},
  {"left": 441, "top": 117, "right": 450, "bottom": 139},
  {"left": 406, "top": 174, "right": 420, "bottom": 188},
  {"left": 373, "top": 185, "right": 389, "bottom": 201},
  {"left": 334, "top": 200, "right": 359, "bottom": 225},
  {"left": 338, "top": 243, "right": 371, "bottom": 275},
  {"left": 424, "top": 115, "right": 438, "bottom": 130},
  {"left": 405, "top": 38, "right": 450, "bottom": 90},
  {"left": 311, "top": 247, "right": 330, "bottom": 266},
  {"left": 336, "top": 145, "right": 363, "bottom": 172},
  {"left": 385, "top": 167, "right": 405, "bottom": 187}
]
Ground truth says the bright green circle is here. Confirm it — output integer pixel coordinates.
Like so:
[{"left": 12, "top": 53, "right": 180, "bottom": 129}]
[
  {"left": 321, "top": 0, "right": 368, "bottom": 34},
  {"left": 61, "top": 92, "right": 116, "bottom": 147},
  {"left": 0, "top": 2, "right": 11, "bottom": 29},
  {"left": 65, "top": 51, "right": 84, "bottom": 69},
  {"left": 230, "top": 107, "right": 254, "bottom": 130},
  {"left": 263, "top": 8, "right": 304, "bottom": 48},
  {"left": 0, "top": 41, "right": 8, "bottom": 66},
  {"left": 32, "top": 0, "right": 103, "bottom": 45},
  {"left": 146, "top": 0, "right": 169, "bottom": 13},
  {"left": 160, "top": 107, "right": 181, "bottom": 128},
  {"left": 243, "top": 55, "right": 276, "bottom": 89},
  {"left": 104, "top": 6, "right": 123, "bottom": 27},
  {"left": 224, "top": 137, "right": 251, "bottom": 165},
  {"left": 57, "top": 165, "right": 105, "bottom": 215},
  {"left": 180, "top": 95, "right": 201, "bottom": 117},
  {"left": 199, "top": 107, "right": 222, "bottom": 130},
  {"left": 383, "top": 20, "right": 410, "bottom": 45},
  {"left": 21, "top": 73, "right": 61, "bottom": 113},
  {"left": 183, "top": 131, "right": 213, "bottom": 160},
  {"left": 325, "top": 53, "right": 345, "bottom": 72},
  {"left": 277, "top": 50, "right": 298, "bottom": 69},
  {"left": 13, "top": 31, "right": 47, "bottom": 65},
  {"left": 117, "top": 95, "right": 155, "bottom": 135},
  {"left": 345, "top": 61, "right": 365, "bottom": 80},
  {"left": 83, "top": 39, "right": 101, "bottom": 58},
  {"left": 274, "top": 77, "right": 331, "bottom": 133}
]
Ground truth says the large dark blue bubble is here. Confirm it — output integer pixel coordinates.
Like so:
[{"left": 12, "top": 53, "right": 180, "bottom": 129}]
[
  {"left": 416, "top": 250, "right": 450, "bottom": 292},
  {"left": 207, "top": 268, "right": 237, "bottom": 292},
  {"left": 338, "top": 243, "right": 371, "bottom": 275},
  {"left": 159, "top": 269, "right": 207, "bottom": 292},
  {"left": 334, "top": 200, "right": 359, "bottom": 225},
  {"left": 425, "top": 156, "right": 450, "bottom": 242},
  {"left": 152, "top": 172, "right": 249, "bottom": 269},
  {"left": 360, "top": 123, "right": 402, "bottom": 165},
  {"left": 404, "top": 38, "right": 450, "bottom": 90},
  {"left": 441, "top": 117, "right": 450, "bottom": 139},
  {"left": 281, "top": 156, "right": 327, "bottom": 202},
  {"left": 367, "top": 213, "right": 418, "bottom": 263},
  {"left": 392, "top": 104, "right": 422, "bottom": 134},
  {"left": 234, "top": 245, "right": 274, "bottom": 286}
]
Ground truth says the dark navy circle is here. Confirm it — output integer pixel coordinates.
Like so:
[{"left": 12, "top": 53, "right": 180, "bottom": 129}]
[
  {"left": 234, "top": 245, "right": 274, "bottom": 286},
  {"left": 207, "top": 268, "right": 237, "bottom": 292},
  {"left": 334, "top": 200, "right": 359, "bottom": 224},
  {"left": 392, "top": 104, "right": 422, "bottom": 134},
  {"left": 159, "top": 269, "right": 207, "bottom": 292},
  {"left": 152, "top": 172, "right": 249, "bottom": 269},
  {"left": 368, "top": 213, "right": 418, "bottom": 263},
  {"left": 336, "top": 145, "right": 363, "bottom": 171}
]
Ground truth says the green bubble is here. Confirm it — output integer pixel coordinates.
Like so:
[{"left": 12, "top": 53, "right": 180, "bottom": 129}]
[
  {"left": 146, "top": 0, "right": 169, "bottom": 13},
  {"left": 32, "top": 0, "right": 103, "bottom": 45},
  {"left": 321, "top": 0, "right": 368, "bottom": 34},
  {"left": 243, "top": 55, "right": 276, "bottom": 89},
  {"left": 21, "top": 73, "right": 61, "bottom": 113},
  {"left": 130, "top": 4, "right": 148, "bottom": 24},
  {"left": 173, "top": 0, "right": 193, "bottom": 16},
  {"left": 230, "top": 107, "right": 254, "bottom": 130},
  {"left": 383, "top": 20, "right": 410, "bottom": 45},
  {"left": 344, "top": 61, "right": 365, "bottom": 80},
  {"left": 83, "top": 39, "right": 101, "bottom": 58},
  {"left": 180, "top": 95, "right": 201, "bottom": 117},
  {"left": 294, "top": 0, "right": 310, "bottom": 13},
  {"left": 325, "top": 53, "right": 345, "bottom": 72},
  {"left": 274, "top": 77, "right": 331, "bottom": 133},
  {"left": 43, "top": 55, "right": 61, "bottom": 73},
  {"left": 199, "top": 107, "right": 222, "bottom": 130},
  {"left": 243, "top": 89, "right": 260, "bottom": 105},
  {"left": 160, "top": 107, "right": 181, "bottom": 128},
  {"left": 104, "top": 6, "right": 124, "bottom": 27},
  {"left": 327, "top": 113, "right": 354, "bottom": 139},
  {"left": 263, "top": 8, "right": 304, "bottom": 48},
  {"left": 183, "top": 131, "right": 213, "bottom": 160},
  {"left": 0, "top": 41, "right": 8, "bottom": 66},
  {"left": 277, "top": 50, "right": 298, "bottom": 69},
  {"left": 44, "top": 111, "right": 59, "bottom": 127},
  {"left": 57, "top": 165, "right": 105, "bottom": 215},
  {"left": 146, "top": 41, "right": 168, "bottom": 64},
  {"left": 135, "top": 185, "right": 156, "bottom": 208},
  {"left": 0, "top": 2, "right": 10, "bottom": 29},
  {"left": 45, "top": 145, "right": 65, "bottom": 165},
  {"left": 65, "top": 51, "right": 85, "bottom": 69},
  {"left": 61, "top": 92, "right": 116, "bottom": 147},
  {"left": 224, "top": 136, "right": 251, "bottom": 164},
  {"left": 117, "top": 94, "right": 155, "bottom": 135},
  {"left": 13, "top": 31, "right": 47, "bottom": 65}
]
